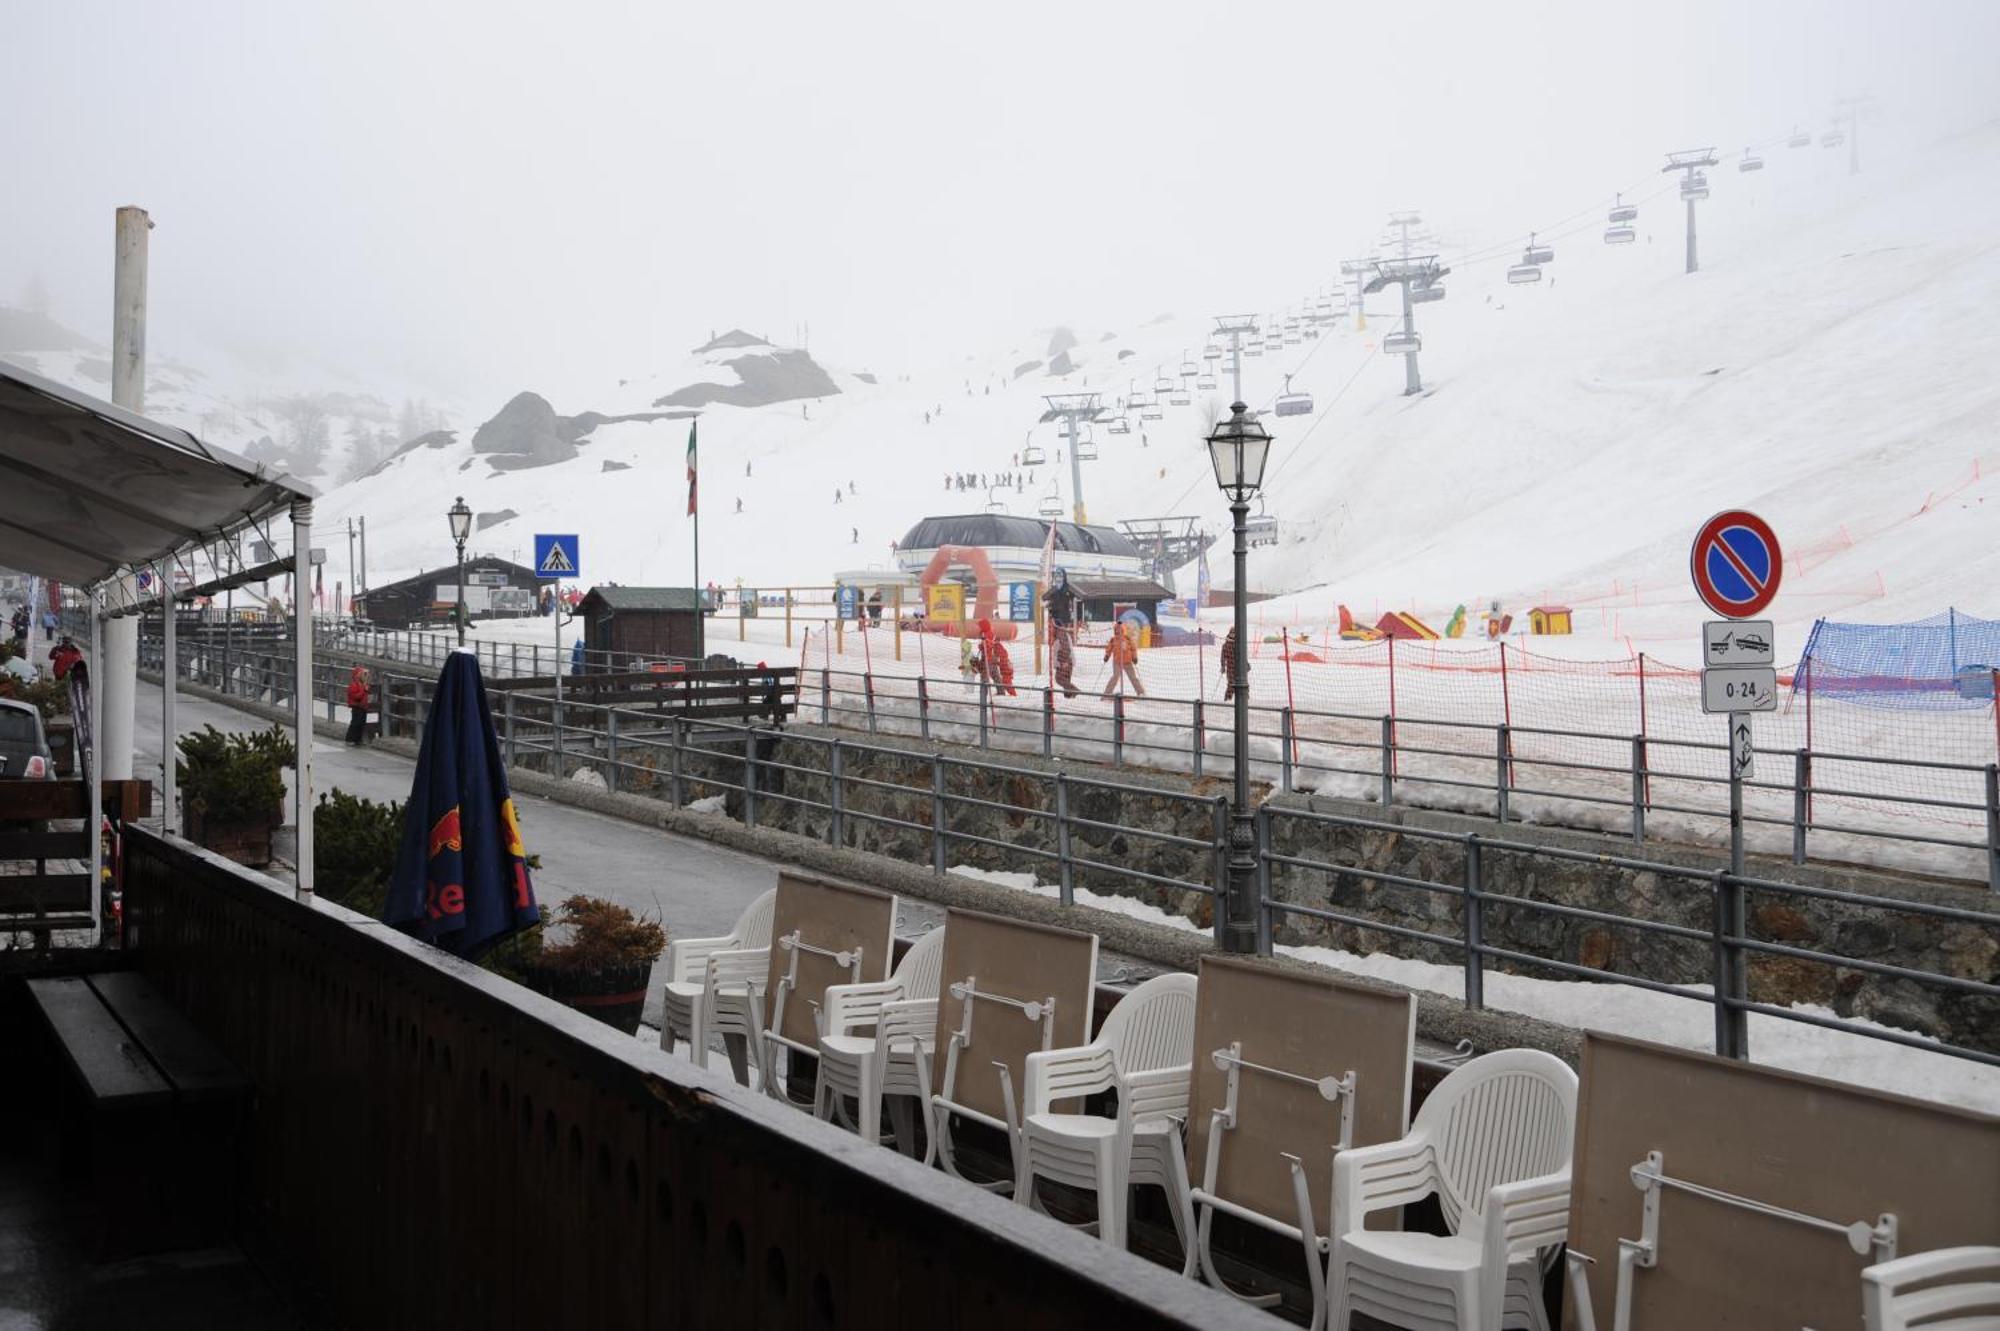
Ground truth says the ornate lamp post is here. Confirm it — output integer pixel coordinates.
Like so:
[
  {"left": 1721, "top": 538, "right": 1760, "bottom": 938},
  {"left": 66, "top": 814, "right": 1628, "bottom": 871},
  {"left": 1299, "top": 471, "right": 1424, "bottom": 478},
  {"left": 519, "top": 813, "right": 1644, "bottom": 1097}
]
[
  {"left": 1205, "top": 403, "right": 1272, "bottom": 954},
  {"left": 447, "top": 496, "right": 473, "bottom": 647}
]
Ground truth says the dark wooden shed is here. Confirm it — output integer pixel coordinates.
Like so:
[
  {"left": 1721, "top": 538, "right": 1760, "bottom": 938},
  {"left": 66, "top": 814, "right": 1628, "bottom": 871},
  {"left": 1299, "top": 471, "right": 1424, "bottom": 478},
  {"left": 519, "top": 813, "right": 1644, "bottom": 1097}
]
[{"left": 577, "top": 586, "right": 702, "bottom": 664}]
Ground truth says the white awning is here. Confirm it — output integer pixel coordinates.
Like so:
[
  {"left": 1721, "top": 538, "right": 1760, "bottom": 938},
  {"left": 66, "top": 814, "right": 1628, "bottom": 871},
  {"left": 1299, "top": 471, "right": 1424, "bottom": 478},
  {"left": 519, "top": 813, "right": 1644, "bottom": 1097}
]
[{"left": 0, "top": 360, "right": 314, "bottom": 588}]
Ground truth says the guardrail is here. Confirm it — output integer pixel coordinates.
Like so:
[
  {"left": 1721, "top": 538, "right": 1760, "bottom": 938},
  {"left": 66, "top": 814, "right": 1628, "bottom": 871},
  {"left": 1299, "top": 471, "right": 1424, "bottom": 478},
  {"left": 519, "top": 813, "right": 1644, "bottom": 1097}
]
[
  {"left": 802, "top": 666, "right": 2000, "bottom": 892},
  {"left": 1256, "top": 805, "right": 2000, "bottom": 1069},
  {"left": 142, "top": 637, "right": 2000, "bottom": 1073}
]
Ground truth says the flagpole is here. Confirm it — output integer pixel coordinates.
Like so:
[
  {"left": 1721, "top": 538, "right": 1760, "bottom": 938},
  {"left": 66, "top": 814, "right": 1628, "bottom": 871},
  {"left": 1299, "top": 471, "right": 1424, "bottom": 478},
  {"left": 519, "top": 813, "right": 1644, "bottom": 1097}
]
[{"left": 689, "top": 420, "right": 702, "bottom": 661}]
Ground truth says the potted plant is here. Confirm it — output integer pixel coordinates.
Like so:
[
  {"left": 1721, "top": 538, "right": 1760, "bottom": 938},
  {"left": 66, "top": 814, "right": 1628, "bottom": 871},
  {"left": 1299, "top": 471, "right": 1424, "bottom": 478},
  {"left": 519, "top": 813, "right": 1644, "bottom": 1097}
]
[
  {"left": 312, "top": 789, "right": 403, "bottom": 918},
  {"left": 177, "top": 724, "right": 296, "bottom": 866},
  {"left": 509, "top": 895, "right": 667, "bottom": 1035}
]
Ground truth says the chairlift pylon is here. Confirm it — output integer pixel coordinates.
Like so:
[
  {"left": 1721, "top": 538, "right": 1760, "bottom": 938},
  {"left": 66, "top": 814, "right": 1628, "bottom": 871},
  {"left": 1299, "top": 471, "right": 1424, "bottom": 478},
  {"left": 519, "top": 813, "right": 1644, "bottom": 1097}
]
[{"left": 1274, "top": 374, "right": 1313, "bottom": 417}]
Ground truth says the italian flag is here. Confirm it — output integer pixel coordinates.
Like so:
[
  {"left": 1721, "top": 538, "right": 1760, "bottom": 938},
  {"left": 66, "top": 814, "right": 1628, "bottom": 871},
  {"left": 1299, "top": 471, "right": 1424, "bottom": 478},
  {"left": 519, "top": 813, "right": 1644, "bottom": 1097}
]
[{"left": 686, "top": 421, "right": 698, "bottom": 516}]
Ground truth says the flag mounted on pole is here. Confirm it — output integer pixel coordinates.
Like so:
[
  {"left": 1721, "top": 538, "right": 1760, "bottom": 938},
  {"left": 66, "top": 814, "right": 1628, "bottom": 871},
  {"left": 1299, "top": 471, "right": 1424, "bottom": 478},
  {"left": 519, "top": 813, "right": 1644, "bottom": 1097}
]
[{"left": 686, "top": 421, "right": 698, "bottom": 516}]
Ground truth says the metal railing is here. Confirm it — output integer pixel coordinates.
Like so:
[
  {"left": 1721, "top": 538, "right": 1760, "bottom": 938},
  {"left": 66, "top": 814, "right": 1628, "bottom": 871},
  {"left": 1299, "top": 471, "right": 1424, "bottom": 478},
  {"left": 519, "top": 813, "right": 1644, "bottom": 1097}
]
[
  {"left": 142, "top": 636, "right": 2000, "bottom": 1073},
  {"left": 801, "top": 666, "right": 2000, "bottom": 891},
  {"left": 1257, "top": 805, "right": 2000, "bottom": 1069}
]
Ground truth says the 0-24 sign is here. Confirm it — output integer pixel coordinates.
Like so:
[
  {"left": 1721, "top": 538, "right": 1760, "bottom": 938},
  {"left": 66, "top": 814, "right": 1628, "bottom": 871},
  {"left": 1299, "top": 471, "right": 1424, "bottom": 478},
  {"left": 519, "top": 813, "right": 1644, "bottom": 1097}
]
[{"left": 1702, "top": 665, "right": 1778, "bottom": 714}]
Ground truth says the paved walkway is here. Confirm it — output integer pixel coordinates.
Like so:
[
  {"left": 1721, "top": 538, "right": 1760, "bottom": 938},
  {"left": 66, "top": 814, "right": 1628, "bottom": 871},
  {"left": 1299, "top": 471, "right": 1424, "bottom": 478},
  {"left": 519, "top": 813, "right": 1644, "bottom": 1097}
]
[{"left": 134, "top": 680, "right": 800, "bottom": 1022}]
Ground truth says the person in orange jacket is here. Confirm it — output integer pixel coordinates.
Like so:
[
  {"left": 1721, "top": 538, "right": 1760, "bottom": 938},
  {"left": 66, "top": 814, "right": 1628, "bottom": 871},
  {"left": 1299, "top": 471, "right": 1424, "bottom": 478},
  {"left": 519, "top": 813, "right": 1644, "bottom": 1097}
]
[
  {"left": 1101, "top": 620, "right": 1145, "bottom": 698},
  {"left": 345, "top": 666, "right": 373, "bottom": 744},
  {"left": 971, "top": 619, "right": 1017, "bottom": 696}
]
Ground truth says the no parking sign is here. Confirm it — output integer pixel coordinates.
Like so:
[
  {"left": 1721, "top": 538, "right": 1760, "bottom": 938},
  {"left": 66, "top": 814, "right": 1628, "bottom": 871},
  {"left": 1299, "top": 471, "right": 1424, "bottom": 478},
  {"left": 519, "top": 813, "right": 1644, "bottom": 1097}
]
[{"left": 1690, "top": 510, "right": 1782, "bottom": 619}]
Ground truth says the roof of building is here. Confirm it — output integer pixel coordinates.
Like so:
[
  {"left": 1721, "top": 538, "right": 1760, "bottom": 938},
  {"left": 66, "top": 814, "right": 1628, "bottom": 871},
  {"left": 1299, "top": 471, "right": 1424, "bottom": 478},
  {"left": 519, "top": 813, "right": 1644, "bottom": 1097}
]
[
  {"left": 898, "top": 514, "right": 1141, "bottom": 558},
  {"left": 578, "top": 585, "right": 701, "bottom": 612},
  {"left": 0, "top": 361, "right": 314, "bottom": 587},
  {"left": 1070, "top": 577, "right": 1176, "bottom": 602},
  {"left": 362, "top": 555, "right": 542, "bottom": 599},
  {"left": 1531, "top": 605, "right": 1574, "bottom": 614}
]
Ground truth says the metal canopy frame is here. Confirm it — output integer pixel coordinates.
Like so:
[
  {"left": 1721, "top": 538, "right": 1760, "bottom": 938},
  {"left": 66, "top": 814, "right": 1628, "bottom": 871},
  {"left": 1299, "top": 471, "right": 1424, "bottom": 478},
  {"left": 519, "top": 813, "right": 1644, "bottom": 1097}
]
[{"left": 0, "top": 361, "right": 320, "bottom": 917}]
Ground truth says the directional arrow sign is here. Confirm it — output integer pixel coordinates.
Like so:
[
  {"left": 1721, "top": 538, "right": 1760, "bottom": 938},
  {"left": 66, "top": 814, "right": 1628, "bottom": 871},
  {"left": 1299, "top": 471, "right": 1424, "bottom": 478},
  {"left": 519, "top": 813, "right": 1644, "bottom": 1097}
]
[{"left": 1731, "top": 715, "right": 1755, "bottom": 780}]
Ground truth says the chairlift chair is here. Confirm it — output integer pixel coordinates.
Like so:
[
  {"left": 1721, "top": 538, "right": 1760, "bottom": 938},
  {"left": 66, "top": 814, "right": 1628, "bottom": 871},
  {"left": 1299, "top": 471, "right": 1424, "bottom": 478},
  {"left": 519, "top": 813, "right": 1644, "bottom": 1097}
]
[
  {"left": 1038, "top": 490, "right": 1064, "bottom": 518},
  {"left": 1274, "top": 375, "right": 1313, "bottom": 417},
  {"left": 1822, "top": 129, "right": 1846, "bottom": 148},
  {"left": 1244, "top": 341, "right": 1263, "bottom": 357},
  {"left": 1105, "top": 415, "right": 1131, "bottom": 435},
  {"left": 1788, "top": 127, "right": 1811, "bottom": 148},
  {"left": 1179, "top": 354, "right": 1199, "bottom": 377},
  {"left": 1076, "top": 434, "right": 1100, "bottom": 461},
  {"left": 1739, "top": 150, "right": 1765, "bottom": 172},
  {"left": 1022, "top": 440, "right": 1047, "bottom": 467},
  {"left": 1202, "top": 343, "right": 1223, "bottom": 362},
  {"left": 1411, "top": 283, "right": 1445, "bottom": 304},
  {"left": 1603, "top": 225, "right": 1636, "bottom": 245},
  {"left": 1382, "top": 329, "right": 1421, "bottom": 355},
  {"left": 1608, "top": 200, "right": 1638, "bottom": 224},
  {"left": 1245, "top": 499, "right": 1278, "bottom": 548},
  {"left": 1283, "top": 333, "right": 1301, "bottom": 345},
  {"left": 1152, "top": 370, "right": 1173, "bottom": 394},
  {"left": 1195, "top": 374, "right": 1218, "bottom": 391},
  {"left": 1506, "top": 262, "right": 1543, "bottom": 284},
  {"left": 1141, "top": 397, "right": 1163, "bottom": 420},
  {"left": 1524, "top": 233, "right": 1554, "bottom": 265},
  {"left": 1680, "top": 172, "right": 1710, "bottom": 201}
]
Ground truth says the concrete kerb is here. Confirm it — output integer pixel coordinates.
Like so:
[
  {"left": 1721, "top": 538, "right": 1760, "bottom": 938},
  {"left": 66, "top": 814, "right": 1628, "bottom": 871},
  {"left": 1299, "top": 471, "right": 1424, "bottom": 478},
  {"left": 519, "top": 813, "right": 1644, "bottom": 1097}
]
[{"left": 146, "top": 667, "right": 1585, "bottom": 1065}]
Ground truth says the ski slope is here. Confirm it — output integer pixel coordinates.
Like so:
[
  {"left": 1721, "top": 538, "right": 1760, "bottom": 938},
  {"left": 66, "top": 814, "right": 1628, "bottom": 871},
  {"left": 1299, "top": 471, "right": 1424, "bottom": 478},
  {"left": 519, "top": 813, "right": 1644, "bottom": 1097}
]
[{"left": 316, "top": 119, "right": 2000, "bottom": 666}]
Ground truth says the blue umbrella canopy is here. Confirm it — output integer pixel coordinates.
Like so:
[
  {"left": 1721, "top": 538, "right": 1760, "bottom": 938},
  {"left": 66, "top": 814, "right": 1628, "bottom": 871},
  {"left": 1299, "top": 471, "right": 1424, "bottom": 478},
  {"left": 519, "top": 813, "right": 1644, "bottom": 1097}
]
[{"left": 385, "top": 650, "right": 539, "bottom": 958}]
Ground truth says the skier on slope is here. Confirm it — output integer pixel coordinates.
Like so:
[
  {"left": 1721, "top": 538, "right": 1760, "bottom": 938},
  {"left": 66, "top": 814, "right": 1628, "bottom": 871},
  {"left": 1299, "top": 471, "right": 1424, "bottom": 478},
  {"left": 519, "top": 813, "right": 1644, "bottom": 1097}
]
[
  {"left": 1101, "top": 620, "right": 1145, "bottom": 698},
  {"left": 970, "top": 619, "right": 1016, "bottom": 696},
  {"left": 1042, "top": 568, "right": 1083, "bottom": 699}
]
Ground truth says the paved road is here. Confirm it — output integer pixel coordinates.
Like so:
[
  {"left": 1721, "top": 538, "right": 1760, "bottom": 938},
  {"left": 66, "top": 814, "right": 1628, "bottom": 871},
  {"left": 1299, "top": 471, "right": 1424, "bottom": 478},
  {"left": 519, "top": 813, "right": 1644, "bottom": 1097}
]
[{"left": 132, "top": 680, "right": 794, "bottom": 979}]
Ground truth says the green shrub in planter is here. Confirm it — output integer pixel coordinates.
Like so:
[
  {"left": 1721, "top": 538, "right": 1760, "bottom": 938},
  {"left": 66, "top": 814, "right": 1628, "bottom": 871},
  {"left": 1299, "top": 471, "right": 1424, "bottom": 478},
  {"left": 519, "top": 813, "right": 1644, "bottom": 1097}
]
[
  {"left": 177, "top": 724, "right": 297, "bottom": 865},
  {"left": 313, "top": 790, "right": 404, "bottom": 919}
]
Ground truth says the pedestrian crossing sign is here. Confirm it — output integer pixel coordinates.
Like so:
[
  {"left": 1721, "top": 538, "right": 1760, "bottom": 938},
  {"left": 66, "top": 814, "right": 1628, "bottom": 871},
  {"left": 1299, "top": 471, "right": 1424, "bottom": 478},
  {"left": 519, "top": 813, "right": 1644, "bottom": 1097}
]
[{"left": 533, "top": 534, "right": 579, "bottom": 580}]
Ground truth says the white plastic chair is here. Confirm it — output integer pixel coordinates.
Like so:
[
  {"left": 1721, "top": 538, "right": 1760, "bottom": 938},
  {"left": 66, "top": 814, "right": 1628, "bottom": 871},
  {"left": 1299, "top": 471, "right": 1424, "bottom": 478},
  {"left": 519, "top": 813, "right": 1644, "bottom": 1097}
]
[
  {"left": 1329, "top": 1048, "right": 1577, "bottom": 1331},
  {"left": 1015, "top": 972, "right": 1198, "bottom": 1256},
  {"left": 814, "top": 926, "right": 947, "bottom": 1156},
  {"left": 658, "top": 888, "right": 775, "bottom": 1084},
  {"left": 1862, "top": 1246, "right": 2000, "bottom": 1331}
]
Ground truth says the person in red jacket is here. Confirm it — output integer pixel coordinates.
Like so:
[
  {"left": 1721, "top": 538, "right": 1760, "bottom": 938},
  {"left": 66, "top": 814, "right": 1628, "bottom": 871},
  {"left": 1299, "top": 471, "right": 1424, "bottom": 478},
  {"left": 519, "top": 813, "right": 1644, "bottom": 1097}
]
[
  {"left": 971, "top": 619, "right": 1017, "bottom": 696},
  {"left": 47, "top": 637, "right": 82, "bottom": 680},
  {"left": 345, "top": 666, "right": 373, "bottom": 745}
]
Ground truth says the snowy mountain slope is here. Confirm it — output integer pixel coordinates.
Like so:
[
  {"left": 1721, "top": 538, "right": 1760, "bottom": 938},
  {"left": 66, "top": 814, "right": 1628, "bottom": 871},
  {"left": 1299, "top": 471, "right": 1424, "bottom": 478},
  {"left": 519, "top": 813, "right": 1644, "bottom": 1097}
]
[{"left": 319, "top": 121, "right": 1998, "bottom": 650}]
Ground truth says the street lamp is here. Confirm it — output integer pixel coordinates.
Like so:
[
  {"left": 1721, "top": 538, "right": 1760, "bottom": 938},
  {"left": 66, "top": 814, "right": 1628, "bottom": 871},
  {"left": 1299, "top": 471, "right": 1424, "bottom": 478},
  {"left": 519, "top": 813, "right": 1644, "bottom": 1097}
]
[
  {"left": 1205, "top": 402, "right": 1272, "bottom": 954},
  {"left": 447, "top": 496, "right": 472, "bottom": 647}
]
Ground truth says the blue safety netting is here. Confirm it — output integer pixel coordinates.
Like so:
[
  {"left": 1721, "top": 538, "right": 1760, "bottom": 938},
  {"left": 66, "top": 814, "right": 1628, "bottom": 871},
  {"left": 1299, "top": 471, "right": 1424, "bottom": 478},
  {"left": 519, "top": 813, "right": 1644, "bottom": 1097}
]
[{"left": 1797, "top": 610, "right": 2000, "bottom": 710}]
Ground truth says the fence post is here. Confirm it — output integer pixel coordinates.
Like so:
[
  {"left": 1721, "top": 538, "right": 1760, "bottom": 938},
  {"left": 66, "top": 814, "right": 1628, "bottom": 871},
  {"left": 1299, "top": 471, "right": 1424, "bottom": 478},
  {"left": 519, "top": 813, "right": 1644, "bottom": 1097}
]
[
  {"left": 930, "top": 754, "right": 947, "bottom": 875},
  {"left": 1042, "top": 687, "right": 1055, "bottom": 759},
  {"left": 502, "top": 691, "right": 516, "bottom": 767},
  {"left": 1630, "top": 735, "right": 1646, "bottom": 845},
  {"left": 1986, "top": 764, "right": 1998, "bottom": 894},
  {"left": 553, "top": 695, "right": 566, "bottom": 774},
  {"left": 917, "top": 676, "right": 931, "bottom": 741},
  {"left": 864, "top": 672, "right": 878, "bottom": 733},
  {"left": 604, "top": 709, "right": 621, "bottom": 794},
  {"left": 668, "top": 718, "right": 685, "bottom": 808},
  {"left": 978, "top": 678, "right": 990, "bottom": 749},
  {"left": 1279, "top": 708, "right": 1294, "bottom": 793},
  {"left": 828, "top": 739, "right": 844, "bottom": 847},
  {"left": 1112, "top": 694, "right": 1125, "bottom": 768},
  {"left": 1192, "top": 697, "right": 1205, "bottom": 778},
  {"left": 1495, "top": 725, "right": 1512, "bottom": 824},
  {"left": 1713, "top": 871, "right": 1749, "bottom": 1059},
  {"left": 820, "top": 671, "right": 831, "bottom": 725},
  {"left": 742, "top": 728, "right": 758, "bottom": 828},
  {"left": 1463, "top": 834, "right": 1486, "bottom": 1010},
  {"left": 1793, "top": 749, "right": 1811, "bottom": 865},
  {"left": 1054, "top": 771, "right": 1074, "bottom": 907},
  {"left": 1210, "top": 798, "right": 1229, "bottom": 948},
  {"left": 1253, "top": 805, "right": 1273, "bottom": 956}
]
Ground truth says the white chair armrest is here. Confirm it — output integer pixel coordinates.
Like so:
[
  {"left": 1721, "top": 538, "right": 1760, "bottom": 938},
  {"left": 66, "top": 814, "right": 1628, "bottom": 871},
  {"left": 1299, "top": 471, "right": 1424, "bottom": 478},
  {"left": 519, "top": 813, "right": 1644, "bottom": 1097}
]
[
  {"left": 1022, "top": 1042, "right": 1117, "bottom": 1119},
  {"left": 667, "top": 932, "right": 736, "bottom": 985},
  {"left": 823, "top": 977, "right": 907, "bottom": 1038},
  {"left": 1331, "top": 1131, "right": 1437, "bottom": 1241},
  {"left": 876, "top": 997, "right": 938, "bottom": 1051},
  {"left": 1480, "top": 1167, "right": 1572, "bottom": 1274},
  {"left": 705, "top": 946, "right": 770, "bottom": 994},
  {"left": 1119, "top": 1063, "right": 1192, "bottom": 1125}
]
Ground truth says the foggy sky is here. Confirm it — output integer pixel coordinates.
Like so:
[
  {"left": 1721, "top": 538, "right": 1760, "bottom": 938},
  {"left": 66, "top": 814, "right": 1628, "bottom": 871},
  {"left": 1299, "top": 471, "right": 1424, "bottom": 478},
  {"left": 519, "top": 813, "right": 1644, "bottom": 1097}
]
[{"left": 5, "top": 0, "right": 1998, "bottom": 416}]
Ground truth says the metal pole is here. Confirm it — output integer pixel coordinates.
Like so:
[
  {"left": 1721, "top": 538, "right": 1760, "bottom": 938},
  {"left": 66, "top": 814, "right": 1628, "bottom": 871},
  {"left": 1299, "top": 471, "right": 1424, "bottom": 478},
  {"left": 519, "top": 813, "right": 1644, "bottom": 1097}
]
[
  {"left": 1400, "top": 279, "right": 1421, "bottom": 396},
  {"left": 1463, "top": 835, "right": 1485, "bottom": 1009},
  {"left": 454, "top": 537, "right": 467, "bottom": 647},
  {"left": 1793, "top": 749, "right": 1810, "bottom": 865},
  {"left": 159, "top": 563, "right": 176, "bottom": 825},
  {"left": 1230, "top": 328, "right": 1243, "bottom": 405},
  {"left": 1066, "top": 412, "right": 1085, "bottom": 526},
  {"left": 292, "top": 498, "right": 315, "bottom": 902},
  {"left": 358, "top": 515, "right": 367, "bottom": 601},
  {"left": 88, "top": 592, "right": 103, "bottom": 938},
  {"left": 1686, "top": 190, "right": 1699, "bottom": 275},
  {"left": 1224, "top": 496, "right": 1257, "bottom": 954},
  {"left": 103, "top": 206, "right": 150, "bottom": 783}
]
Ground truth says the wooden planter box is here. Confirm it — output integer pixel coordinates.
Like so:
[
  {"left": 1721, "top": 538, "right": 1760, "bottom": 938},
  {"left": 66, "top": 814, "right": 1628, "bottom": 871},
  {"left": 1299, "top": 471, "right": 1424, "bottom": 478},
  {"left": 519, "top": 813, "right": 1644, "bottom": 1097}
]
[
  {"left": 184, "top": 806, "right": 281, "bottom": 868},
  {"left": 521, "top": 961, "right": 654, "bottom": 1036}
]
